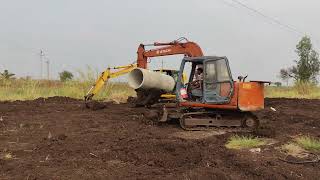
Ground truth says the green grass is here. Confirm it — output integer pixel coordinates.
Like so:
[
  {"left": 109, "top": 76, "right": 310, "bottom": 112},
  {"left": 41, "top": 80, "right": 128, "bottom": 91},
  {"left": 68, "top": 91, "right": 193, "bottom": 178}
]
[
  {"left": 0, "top": 79, "right": 135, "bottom": 102},
  {"left": 279, "top": 136, "right": 320, "bottom": 157},
  {"left": 225, "top": 135, "right": 267, "bottom": 149},
  {"left": 295, "top": 136, "right": 320, "bottom": 152},
  {"left": 1, "top": 78, "right": 319, "bottom": 102},
  {"left": 265, "top": 84, "right": 320, "bottom": 99}
]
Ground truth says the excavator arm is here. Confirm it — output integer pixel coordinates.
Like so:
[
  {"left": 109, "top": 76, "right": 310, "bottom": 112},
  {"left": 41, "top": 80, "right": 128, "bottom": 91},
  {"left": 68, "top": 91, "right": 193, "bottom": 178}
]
[
  {"left": 84, "top": 63, "right": 137, "bottom": 102},
  {"left": 84, "top": 38, "right": 203, "bottom": 103},
  {"left": 137, "top": 38, "right": 204, "bottom": 69}
]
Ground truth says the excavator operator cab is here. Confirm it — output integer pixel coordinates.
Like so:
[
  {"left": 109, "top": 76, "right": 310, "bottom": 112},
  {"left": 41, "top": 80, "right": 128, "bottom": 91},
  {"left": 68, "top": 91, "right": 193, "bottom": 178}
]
[{"left": 176, "top": 56, "right": 234, "bottom": 104}]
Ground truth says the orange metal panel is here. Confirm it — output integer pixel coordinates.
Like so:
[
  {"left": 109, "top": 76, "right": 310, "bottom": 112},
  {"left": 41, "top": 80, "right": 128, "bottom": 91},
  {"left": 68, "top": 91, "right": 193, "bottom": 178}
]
[
  {"left": 229, "top": 82, "right": 238, "bottom": 106},
  {"left": 238, "top": 82, "right": 264, "bottom": 111}
]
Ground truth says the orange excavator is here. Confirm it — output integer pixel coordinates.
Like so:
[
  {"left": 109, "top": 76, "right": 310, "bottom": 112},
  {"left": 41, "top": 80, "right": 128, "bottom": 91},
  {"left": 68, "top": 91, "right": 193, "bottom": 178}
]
[
  {"left": 128, "top": 38, "right": 271, "bottom": 130},
  {"left": 85, "top": 37, "right": 203, "bottom": 104},
  {"left": 130, "top": 56, "right": 271, "bottom": 130}
]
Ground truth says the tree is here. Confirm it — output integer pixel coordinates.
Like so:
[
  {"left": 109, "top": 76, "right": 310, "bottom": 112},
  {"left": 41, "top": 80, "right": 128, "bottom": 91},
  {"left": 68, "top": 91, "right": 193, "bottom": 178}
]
[
  {"left": 295, "top": 36, "right": 320, "bottom": 82},
  {"left": 280, "top": 36, "right": 320, "bottom": 83},
  {"left": 59, "top": 71, "right": 73, "bottom": 82},
  {"left": 279, "top": 68, "right": 290, "bottom": 85},
  {"left": 274, "top": 82, "right": 282, "bottom": 87},
  {"left": 0, "top": 70, "right": 15, "bottom": 79}
]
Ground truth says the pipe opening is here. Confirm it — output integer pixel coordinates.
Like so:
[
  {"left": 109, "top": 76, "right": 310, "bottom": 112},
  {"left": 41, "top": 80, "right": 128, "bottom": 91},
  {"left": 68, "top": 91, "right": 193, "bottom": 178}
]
[{"left": 128, "top": 69, "right": 144, "bottom": 89}]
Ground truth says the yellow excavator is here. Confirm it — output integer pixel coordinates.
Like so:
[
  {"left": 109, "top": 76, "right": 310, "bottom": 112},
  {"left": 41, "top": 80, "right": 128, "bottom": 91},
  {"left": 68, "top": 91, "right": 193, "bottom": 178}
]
[{"left": 84, "top": 63, "right": 137, "bottom": 102}]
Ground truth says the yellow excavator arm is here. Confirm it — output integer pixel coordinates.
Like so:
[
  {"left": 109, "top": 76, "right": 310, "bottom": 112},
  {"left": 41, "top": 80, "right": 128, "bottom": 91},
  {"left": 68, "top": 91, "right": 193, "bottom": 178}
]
[{"left": 84, "top": 63, "right": 137, "bottom": 101}]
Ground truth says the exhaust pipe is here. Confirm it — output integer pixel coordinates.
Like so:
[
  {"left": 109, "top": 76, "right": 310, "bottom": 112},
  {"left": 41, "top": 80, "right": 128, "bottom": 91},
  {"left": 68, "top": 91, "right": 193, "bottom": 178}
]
[{"left": 128, "top": 68, "right": 175, "bottom": 92}]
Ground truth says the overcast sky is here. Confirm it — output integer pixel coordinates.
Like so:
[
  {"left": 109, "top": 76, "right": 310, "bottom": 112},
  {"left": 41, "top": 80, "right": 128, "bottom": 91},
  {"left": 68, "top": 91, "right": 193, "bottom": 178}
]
[{"left": 0, "top": 0, "right": 319, "bottom": 82}]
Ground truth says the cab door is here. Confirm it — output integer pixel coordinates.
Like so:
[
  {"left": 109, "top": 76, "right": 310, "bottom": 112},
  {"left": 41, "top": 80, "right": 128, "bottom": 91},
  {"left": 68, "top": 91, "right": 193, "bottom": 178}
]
[{"left": 203, "top": 58, "right": 234, "bottom": 104}]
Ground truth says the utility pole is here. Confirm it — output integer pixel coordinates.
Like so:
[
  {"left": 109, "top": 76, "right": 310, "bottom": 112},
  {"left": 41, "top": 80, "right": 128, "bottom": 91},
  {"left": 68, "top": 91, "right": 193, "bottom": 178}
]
[
  {"left": 161, "top": 60, "right": 164, "bottom": 70},
  {"left": 45, "top": 60, "right": 50, "bottom": 80},
  {"left": 39, "top": 50, "right": 45, "bottom": 79}
]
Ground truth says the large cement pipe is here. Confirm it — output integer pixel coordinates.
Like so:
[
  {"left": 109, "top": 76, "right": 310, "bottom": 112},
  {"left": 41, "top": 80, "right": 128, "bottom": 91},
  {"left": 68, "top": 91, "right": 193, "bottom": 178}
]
[{"left": 128, "top": 68, "right": 175, "bottom": 92}]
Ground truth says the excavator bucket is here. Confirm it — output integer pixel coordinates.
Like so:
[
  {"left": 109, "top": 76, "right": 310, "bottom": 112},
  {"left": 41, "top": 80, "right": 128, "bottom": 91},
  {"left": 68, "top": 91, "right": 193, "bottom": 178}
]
[{"left": 85, "top": 100, "right": 106, "bottom": 110}]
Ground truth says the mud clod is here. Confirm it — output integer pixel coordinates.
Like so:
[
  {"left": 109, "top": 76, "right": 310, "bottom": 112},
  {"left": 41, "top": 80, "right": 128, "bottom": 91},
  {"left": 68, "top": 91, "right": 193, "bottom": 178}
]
[{"left": 85, "top": 100, "right": 107, "bottom": 110}]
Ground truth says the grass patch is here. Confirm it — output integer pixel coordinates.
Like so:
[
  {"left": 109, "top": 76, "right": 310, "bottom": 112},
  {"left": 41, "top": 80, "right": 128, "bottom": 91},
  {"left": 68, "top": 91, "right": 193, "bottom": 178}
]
[
  {"left": 0, "top": 79, "right": 135, "bottom": 102},
  {"left": 265, "top": 85, "right": 320, "bottom": 99},
  {"left": 225, "top": 135, "right": 267, "bottom": 149},
  {"left": 281, "top": 143, "right": 308, "bottom": 158},
  {"left": 293, "top": 81, "right": 316, "bottom": 95},
  {"left": 1, "top": 79, "right": 319, "bottom": 101},
  {"left": 1, "top": 153, "right": 13, "bottom": 160},
  {"left": 295, "top": 136, "right": 320, "bottom": 152}
]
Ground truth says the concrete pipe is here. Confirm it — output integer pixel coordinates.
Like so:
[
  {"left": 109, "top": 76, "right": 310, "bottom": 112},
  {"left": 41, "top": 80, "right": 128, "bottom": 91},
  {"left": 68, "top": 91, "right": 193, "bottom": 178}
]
[{"left": 128, "top": 68, "right": 175, "bottom": 92}]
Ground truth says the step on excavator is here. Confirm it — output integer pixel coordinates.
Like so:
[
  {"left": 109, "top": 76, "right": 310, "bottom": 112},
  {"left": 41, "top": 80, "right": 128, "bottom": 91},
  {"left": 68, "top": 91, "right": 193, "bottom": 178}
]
[
  {"left": 128, "top": 56, "right": 270, "bottom": 130},
  {"left": 84, "top": 37, "right": 203, "bottom": 107}
]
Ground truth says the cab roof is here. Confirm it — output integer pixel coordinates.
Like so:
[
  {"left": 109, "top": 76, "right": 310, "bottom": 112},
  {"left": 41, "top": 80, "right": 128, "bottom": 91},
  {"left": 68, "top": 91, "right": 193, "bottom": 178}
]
[{"left": 183, "top": 56, "right": 227, "bottom": 63}]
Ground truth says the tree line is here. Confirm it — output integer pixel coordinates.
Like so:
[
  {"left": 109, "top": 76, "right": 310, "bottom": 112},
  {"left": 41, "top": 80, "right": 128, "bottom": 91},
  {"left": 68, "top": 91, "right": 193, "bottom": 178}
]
[{"left": 0, "top": 69, "right": 74, "bottom": 82}]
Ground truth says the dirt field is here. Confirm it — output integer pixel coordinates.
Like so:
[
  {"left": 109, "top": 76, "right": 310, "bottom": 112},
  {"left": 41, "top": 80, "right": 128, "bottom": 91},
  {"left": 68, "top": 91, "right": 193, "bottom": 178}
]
[{"left": 0, "top": 97, "right": 319, "bottom": 180}]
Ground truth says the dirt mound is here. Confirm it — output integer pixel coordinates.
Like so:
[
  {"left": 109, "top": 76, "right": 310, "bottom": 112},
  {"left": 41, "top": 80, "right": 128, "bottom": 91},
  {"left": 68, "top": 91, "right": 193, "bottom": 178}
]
[
  {"left": 0, "top": 97, "right": 320, "bottom": 179},
  {"left": 33, "top": 96, "right": 81, "bottom": 103}
]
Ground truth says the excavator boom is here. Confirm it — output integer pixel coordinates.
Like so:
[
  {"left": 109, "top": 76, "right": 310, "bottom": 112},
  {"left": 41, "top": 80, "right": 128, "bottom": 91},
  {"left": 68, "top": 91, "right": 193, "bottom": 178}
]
[
  {"left": 84, "top": 63, "right": 137, "bottom": 101},
  {"left": 137, "top": 38, "right": 203, "bottom": 69}
]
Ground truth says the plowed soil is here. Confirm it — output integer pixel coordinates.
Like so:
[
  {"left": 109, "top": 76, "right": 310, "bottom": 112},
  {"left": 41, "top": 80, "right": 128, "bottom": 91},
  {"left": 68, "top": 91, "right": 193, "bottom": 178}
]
[{"left": 0, "top": 97, "right": 320, "bottom": 180}]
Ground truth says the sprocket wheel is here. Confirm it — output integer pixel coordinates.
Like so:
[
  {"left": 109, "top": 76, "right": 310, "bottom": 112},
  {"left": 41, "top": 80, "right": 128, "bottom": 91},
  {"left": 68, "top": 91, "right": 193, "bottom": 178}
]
[{"left": 242, "top": 113, "right": 259, "bottom": 129}]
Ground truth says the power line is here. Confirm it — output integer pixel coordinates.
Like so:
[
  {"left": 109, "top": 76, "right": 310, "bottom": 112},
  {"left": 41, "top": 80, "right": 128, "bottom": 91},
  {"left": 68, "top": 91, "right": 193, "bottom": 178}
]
[
  {"left": 218, "top": 0, "right": 320, "bottom": 50},
  {"left": 218, "top": 0, "right": 241, "bottom": 9},
  {"left": 228, "top": 0, "right": 304, "bottom": 35}
]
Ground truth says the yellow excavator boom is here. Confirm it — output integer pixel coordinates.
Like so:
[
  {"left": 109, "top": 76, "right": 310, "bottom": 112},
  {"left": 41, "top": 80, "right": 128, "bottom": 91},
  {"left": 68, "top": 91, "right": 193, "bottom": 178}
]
[{"left": 84, "top": 63, "right": 137, "bottom": 101}]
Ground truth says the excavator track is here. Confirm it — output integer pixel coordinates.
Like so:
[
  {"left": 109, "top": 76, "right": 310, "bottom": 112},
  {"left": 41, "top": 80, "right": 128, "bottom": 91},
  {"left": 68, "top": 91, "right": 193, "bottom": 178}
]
[
  {"left": 134, "top": 89, "right": 163, "bottom": 107},
  {"left": 179, "top": 111, "right": 259, "bottom": 131}
]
